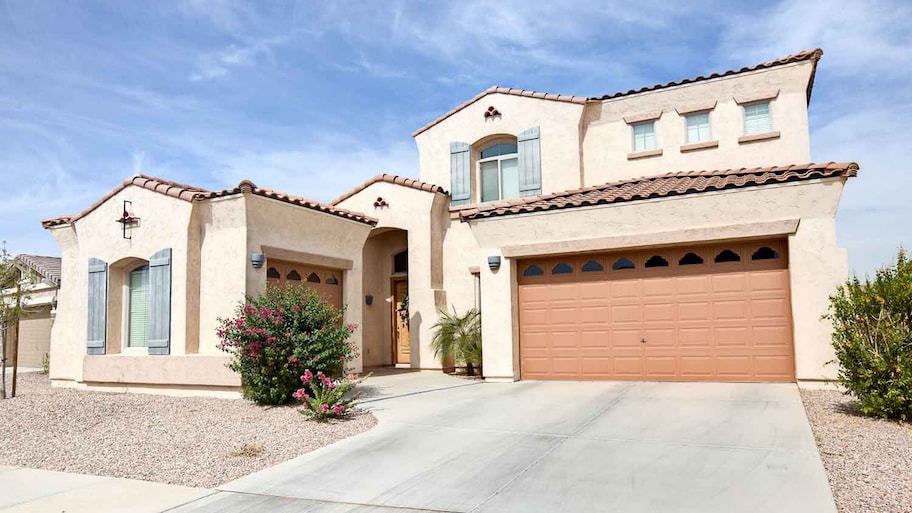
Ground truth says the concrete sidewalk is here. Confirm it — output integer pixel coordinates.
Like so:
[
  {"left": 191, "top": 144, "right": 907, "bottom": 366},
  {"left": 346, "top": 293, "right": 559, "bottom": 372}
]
[{"left": 0, "top": 466, "right": 212, "bottom": 512}]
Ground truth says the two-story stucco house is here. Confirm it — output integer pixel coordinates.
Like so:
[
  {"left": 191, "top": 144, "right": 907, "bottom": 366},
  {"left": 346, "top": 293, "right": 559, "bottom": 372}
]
[{"left": 42, "top": 49, "right": 858, "bottom": 396}]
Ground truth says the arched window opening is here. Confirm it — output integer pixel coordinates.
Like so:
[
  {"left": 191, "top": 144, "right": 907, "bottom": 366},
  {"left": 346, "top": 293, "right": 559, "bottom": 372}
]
[
  {"left": 522, "top": 264, "right": 544, "bottom": 277},
  {"left": 266, "top": 267, "right": 281, "bottom": 280},
  {"left": 581, "top": 260, "right": 605, "bottom": 272},
  {"left": 127, "top": 265, "right": 150, "bottom": 348},
  {"left": 393, "top": 250, "right": 408, "bottom": 274},
  {"left": 551, "top": 262, "right": 573, "bottom": 275},
  {"left": 612, "top": 257, "right": 636, "bottom": 270},
  {"left": 286, "top": 270, "right": 302, "bottom": 281},
  {"left": 751, "top": 247, "right": 779, "bottom": 260},
  {"left": 306, "top": 272, "right": 321, "bottom": 283},
  {"left": 714, "top": 249, "right": 741, "bottom": 263},
  {"left": 326, "top": 274, "right": 339, "bottom": 285},
  {"left": 644, "top": 255, "right": 669, "bottom": 268},
  {"left": 479, "top": 138, "right": 519, "bottom": 202},
  {"left": 678, "top": 253, "right": 704, "bottom": 266}
]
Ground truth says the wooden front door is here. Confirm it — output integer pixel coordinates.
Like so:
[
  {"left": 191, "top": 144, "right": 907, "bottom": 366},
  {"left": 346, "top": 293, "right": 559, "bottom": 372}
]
[{"left": 393, "top": 279, "right": 410, "bottom": 364}]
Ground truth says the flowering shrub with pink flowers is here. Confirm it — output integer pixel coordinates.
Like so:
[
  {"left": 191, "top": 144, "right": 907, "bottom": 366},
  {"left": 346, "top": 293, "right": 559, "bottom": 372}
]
[
  {"left": 217, "top": 285, "right": 358, "bottom": 405},
  {"left": 294, "top": 370, "right": 363, "bottom": 421}
]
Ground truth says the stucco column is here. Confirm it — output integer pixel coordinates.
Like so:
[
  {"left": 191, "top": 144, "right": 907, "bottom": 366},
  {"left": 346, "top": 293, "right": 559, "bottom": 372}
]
[
  {"left": 480, "top": 251, "right": 519, "bottom": 381},
  {"left": 788, "top": 216, "right": 847, "bottom": 381}
]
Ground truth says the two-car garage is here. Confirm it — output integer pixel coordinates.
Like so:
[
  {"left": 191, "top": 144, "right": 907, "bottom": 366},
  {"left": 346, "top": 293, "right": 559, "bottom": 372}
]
[{"left": 517, "top": 239, "right": 794, "bottom": 382}]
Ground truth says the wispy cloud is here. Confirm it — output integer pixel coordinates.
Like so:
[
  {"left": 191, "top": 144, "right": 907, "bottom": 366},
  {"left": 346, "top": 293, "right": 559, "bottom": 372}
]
[{"left": 190, "top": 36, "right": 288, "bottom": 81}]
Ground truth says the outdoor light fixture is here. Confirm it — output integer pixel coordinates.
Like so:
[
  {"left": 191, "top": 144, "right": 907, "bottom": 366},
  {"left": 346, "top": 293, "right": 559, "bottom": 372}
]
[
  {"left": 365, "top": 295, "right": 374, "bottom": 305},
  {"left": 250, "top": 253, "right": 265, "bottom": 269},
  {"left": 488, "top": 256, "right": 502, "bottom": 270}
]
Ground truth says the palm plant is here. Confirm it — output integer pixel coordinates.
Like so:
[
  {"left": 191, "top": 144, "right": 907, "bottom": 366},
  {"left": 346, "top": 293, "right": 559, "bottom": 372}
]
[{"left": 431, "top": 307, "right": 482, "bottom": 376}]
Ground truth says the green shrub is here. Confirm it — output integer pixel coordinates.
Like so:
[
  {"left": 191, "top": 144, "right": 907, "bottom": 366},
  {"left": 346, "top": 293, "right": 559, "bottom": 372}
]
[
  {"left": 431, "top": 308, "right": 482, "bottom": 376},
  {"left": 294, "top": 370, "right": 362, "bottom": 421},
  {"left": 217, "top": 285, "right": 357, "bottom": 405},
  {"left": 826, "top": 248, "right": 912, "bottom": 421}
]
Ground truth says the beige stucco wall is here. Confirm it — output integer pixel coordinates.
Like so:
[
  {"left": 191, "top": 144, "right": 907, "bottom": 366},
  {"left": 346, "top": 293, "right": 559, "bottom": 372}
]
[
  {"left": 582, "top": 62, "right": 814, "bottom": 184},
  {"left": 337, "top": 182, "right": 451, "bottom": 370},
  {"left": 467, "top": 177, "right": 850, "bottom": 382},
  {"left": 415, "top": 93, "right": 586, "bottom": 199},
  {"left": 244, "top": 194, "right": 372, "bottom": 372}
]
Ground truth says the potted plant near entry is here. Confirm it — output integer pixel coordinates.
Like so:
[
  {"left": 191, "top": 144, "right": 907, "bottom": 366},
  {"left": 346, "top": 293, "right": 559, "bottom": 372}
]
[{"left": 431, "top": 307, "right": 482, "bottom": 377}]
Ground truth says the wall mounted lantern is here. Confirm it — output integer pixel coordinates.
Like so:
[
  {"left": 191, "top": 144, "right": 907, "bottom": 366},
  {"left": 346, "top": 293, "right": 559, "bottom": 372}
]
[
  {"left": 488, "top": 256, "right": 502, "bottom": 271},
  {"left": 365, "top": 295, "right": 374, "bottom": 305},
  {"left": 250, "top": 253, "right": 265, "bottom": 269}
]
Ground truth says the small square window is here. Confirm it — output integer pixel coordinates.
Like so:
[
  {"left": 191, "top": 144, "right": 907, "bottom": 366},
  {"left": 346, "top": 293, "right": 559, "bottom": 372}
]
[
  {"left": 743, "top": 101, "right": 771, "bottom": 135},
  {"left": 632, "top": 122, "right": 656, "bottom": 151},
  {"left": 685, "top": 112, "right": 711, "bottom": 143}
]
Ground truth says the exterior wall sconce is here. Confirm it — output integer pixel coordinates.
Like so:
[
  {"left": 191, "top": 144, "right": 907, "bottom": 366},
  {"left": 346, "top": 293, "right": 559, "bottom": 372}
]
[
  {"left": 250, "top": 253, "right": 265, "bottom": 269},
  {"left": 365, "top": 295, "right": 373, "bottom": 305},
  {"left": 488, "top": 256, "right": 502, "bottom": 271}
]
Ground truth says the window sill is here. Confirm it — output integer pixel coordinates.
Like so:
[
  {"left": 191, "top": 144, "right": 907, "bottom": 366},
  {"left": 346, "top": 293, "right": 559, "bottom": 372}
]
[
  {"left": 680, "top": 140, "right": 719, "bottom": 153},
  {"left": 627, "top": 149, "right": 663, "bottom": 160},
  {"left": 738, "top": 131, "right": 780, "bottom": 144}
]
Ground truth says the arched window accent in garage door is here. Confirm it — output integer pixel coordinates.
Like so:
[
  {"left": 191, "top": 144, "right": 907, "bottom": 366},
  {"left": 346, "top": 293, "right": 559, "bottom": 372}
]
[
  {"left": 267, "top": 267, "right": 281, "bottom": 280},
  {"left": 325, "top": 274, "right": 339, "bottom": 285},
  {"left": 551, "top": 262, "right": 573, "bottom": 274},
  {"left": 714, "top": 249, "right": 741, "bottom": 263},
  {"left": 751, "top": 247, "right": 779, "bottom": 260},
  {"left": 286, "top": 270, "right": 302, "bottom": 281},
  {"left": 581, "top": 260, "right": 604, "bottom": 272},
  {"left": 522, "top": 264, "right": 544, "bottom": 277},
  {"left": 678, "top": 252, "right": 704, "bottom": 266},
  {"left": 306, "top": 272, "right": 321, "bottom": 283},
  {"left": 612, "top": 257, "right": 636, "bottom": 270},
  {"left": 644, "top": 255, "right": 669, "bottom": 268}
]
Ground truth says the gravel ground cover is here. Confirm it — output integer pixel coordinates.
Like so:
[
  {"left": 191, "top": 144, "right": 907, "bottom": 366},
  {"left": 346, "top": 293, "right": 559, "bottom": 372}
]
[
  {"left": 801, "top": 388, "right": 912, "bottom": 513},
  {"left": 0, "top": 372, "right": 377, "bottom": 487}
]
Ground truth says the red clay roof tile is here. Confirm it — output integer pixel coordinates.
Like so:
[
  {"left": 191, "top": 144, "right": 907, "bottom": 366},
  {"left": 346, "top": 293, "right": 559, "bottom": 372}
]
[
  {"left": 330, "top": 173, "right": 449, "bottom": 206},
  {"left": 459, "top": 161, "right": 859, "bottom": 222}
]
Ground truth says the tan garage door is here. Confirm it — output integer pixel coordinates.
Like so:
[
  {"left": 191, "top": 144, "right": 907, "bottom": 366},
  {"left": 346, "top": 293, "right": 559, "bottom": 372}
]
[
  {"left": 266, "top": 260, "right": 344, "bottom": 310},
  {"left": 518, "top": 240, "right": 794, "bottom": 382}
]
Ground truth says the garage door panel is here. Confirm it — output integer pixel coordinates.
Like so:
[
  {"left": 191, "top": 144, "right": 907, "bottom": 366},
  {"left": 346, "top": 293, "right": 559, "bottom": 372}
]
[{"left": 519, "top": 239, "right": 794, "bottom": 382}]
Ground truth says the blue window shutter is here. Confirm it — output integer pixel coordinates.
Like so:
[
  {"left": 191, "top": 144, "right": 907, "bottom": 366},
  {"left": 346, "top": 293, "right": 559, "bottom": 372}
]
[
  {"left": 147, "top": 248, "right": 172, "bottom": 355},
  {"left": 450, "top": 142, "right": 471, "bottom": 205},
  {"left": 87, "top": 258, "right": 108, "bottom": 355},
  {"left": 517, "top": 127, "right": 542, "bottom": 196}
]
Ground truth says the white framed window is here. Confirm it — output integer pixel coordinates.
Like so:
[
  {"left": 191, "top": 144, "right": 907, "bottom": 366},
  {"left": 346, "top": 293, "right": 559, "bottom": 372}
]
[
  {"left": 743, "top": 101, "right": 772, "bottom": 135},
  {"left": 126, "top": 265, "right": 150, "bottom": 348},
  {"left": 632, "top": 122, "right": 656, "bottom": 151},
  {"left": 478, "top": 141, "right": 520, "bottom": 202},
  {"left": 685, "top": 112, "right": 711, "bottom": 143}
]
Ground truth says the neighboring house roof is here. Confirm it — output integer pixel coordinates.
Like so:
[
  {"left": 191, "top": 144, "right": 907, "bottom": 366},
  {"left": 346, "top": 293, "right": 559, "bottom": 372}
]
[
  {"left": 42, "top": 175, "right": 377, "bottom": 228},
  {"left": 330, "top": 174, "right": 450, "bottom": 206},
  {"left": 411, "top": 49, "right": 823, "bottom": 138},
  {"left": 411, "top": 86, "right": 588, "bottom": 137},
  {"left": 590, "top": 48, "right": 824, "bottom": 103},
  {"left": 204, "top": 180, "right": 378, "bottom": 226},
  {"left": 458, "top": 162, "right": 859, "bottom": 221},
  {"left": 14, "top": 254, "right": 62, "bottom": 287}
]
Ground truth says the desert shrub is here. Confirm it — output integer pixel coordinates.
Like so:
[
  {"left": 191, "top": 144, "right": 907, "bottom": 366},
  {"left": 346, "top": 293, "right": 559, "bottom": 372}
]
[
  {"left": 431, "top": 308, "right": 482, "bottom": 376},
  {"left": 294, "top": 369, "right": 362, "bottom": 421},
  {"left": 217, "top": 285, "right": 357, "bottom": 405},
  {"left": 827, "top": 248, "right": 912, "bottom": 421}
]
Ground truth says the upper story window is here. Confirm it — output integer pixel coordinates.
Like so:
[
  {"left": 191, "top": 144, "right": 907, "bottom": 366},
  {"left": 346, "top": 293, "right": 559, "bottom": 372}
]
[
  {"left": 479, "top": 139, "right": 520, "bottom": 202},
  {"left": 127, "top": 264, "right": 150, "bottom": 348},
  {"left": 743, "top": 101, "right": 772, "bottom": 135},
  {"left": 632, "top": 122, "right": 656, "bottom": 151},
  {"left": 685, "top": 112, "right": 711, "bottom": 143}
]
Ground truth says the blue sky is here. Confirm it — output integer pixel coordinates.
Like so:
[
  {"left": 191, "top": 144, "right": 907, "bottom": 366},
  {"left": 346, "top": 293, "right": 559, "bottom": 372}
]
[{"left": 1, "top": 0, "right": 909, "bottom": 275}]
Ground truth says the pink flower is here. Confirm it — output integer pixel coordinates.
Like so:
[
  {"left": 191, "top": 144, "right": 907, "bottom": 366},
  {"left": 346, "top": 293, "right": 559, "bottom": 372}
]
[
  {"left": 321, "top": 404, "right": 329, "bottom": 411},
  {"left": 327, "top": 381, "right": 336, "bottom": 389},
  {"left": 302, "top": 369, "right": 314, "bottom": 382},
  {"left": 292, "top": 389, "right": 307, "bottom": 400},
  {"left": 292, "top": 305, "right": 301, "bottom": 312},
  {"left": 332, "top": 405, "right": 344, "bottom": 414},
  {"left": 301, "top": 402, "right": 310, "bottom": 409},
  {"left": 323, "top": 377, "right": 332, "bottom": 386}
]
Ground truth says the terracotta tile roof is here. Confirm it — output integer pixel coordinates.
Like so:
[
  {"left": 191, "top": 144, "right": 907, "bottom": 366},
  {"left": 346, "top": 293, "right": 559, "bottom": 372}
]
[
  {"left": 458, "top": 162, "right": 859, "bottom": 221},
  {"left": 41, "top": 174, "right": 210, "bottom": 228},
  {"left": 331, "top": 173, "right": 449, "bottom": 205},
  {"left": 591, "top": 49, "right": 824, "bottom": 103},
  {"left": 15, "top": 254, "right": 62, "bottom": 286},
  {"left": 42, "top": 175, "right": 376, "bottom": 228},
  {"left": 205, "top": 180, "right": 378, "bottom": 226},
  {"left": 411, "top": 86, "right": 588, "bottom": 137}
]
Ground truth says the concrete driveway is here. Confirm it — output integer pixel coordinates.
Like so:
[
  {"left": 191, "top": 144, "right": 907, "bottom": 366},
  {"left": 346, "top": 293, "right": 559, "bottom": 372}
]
[{"left": 170, "top": 377, "right": 836, "bottom": 513}]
